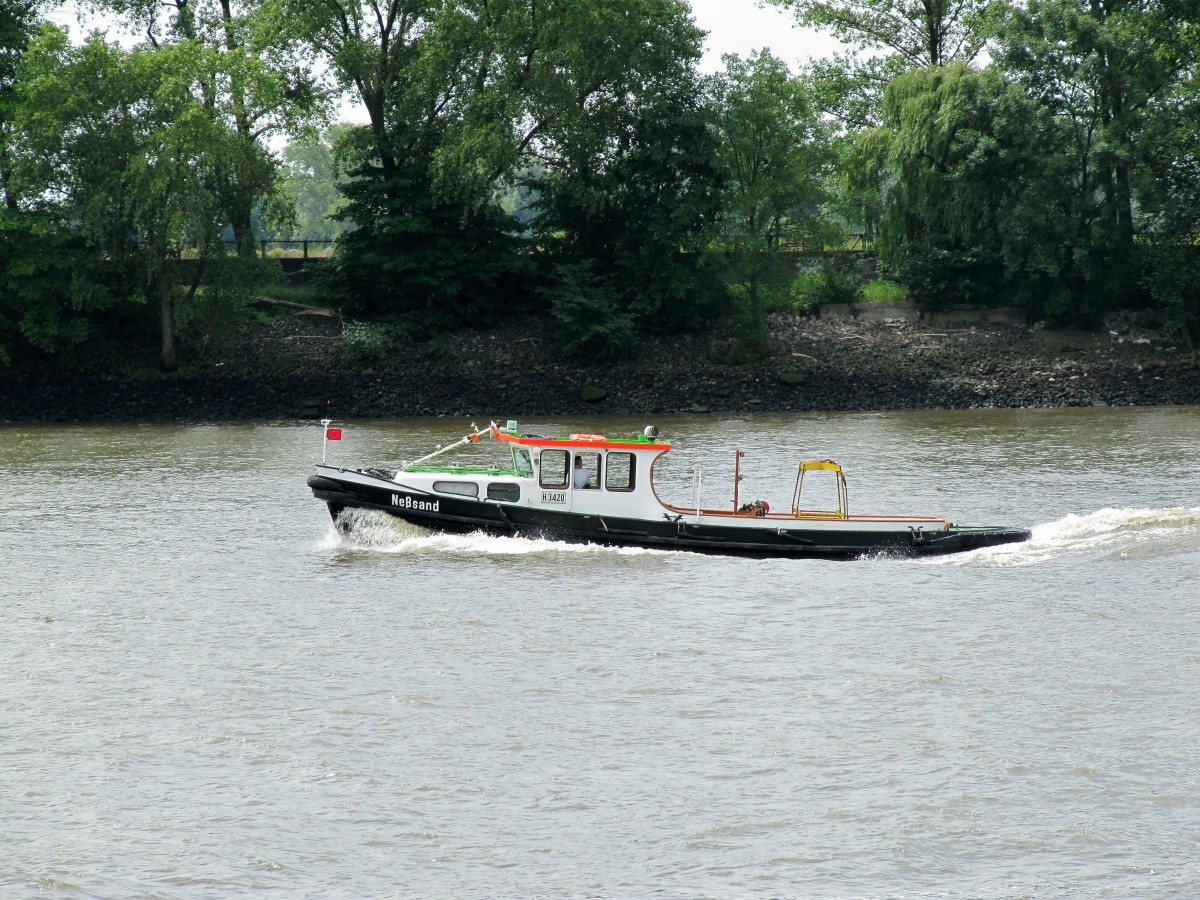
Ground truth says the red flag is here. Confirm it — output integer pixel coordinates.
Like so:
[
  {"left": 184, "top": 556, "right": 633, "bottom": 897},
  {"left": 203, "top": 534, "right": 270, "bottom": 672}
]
[{"left": 326, "top": 427, "right": 342, "bottom": 441}]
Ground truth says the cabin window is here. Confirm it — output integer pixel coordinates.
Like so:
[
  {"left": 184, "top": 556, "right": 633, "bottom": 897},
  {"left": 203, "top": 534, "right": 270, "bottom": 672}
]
[
  {"left": 605, "top": 452, "right": 635, "bottom": 492},
  {"left": 512, "top": 447, "right": 533, "bottom": 476},
  {"left": 573, "top": 452, "right": 601, "bottom": 490},
  {"left": 539, "top": 449, "right": 569, "bottom": 488},
  {"left": 433, "top": 480, "right": 479, "bottom": 497},
  {"left": 487, "top": 482, "right": 521, "bottom": 502}
]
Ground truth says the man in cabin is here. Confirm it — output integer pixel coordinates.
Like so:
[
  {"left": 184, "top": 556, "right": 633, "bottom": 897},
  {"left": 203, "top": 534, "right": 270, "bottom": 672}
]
[{"left": 573, "top": 456, "right": 590, "bottom": 489}]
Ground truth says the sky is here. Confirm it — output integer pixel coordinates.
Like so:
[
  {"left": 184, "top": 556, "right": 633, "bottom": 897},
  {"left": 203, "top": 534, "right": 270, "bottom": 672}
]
[
  {"left": 689, "top": 0, "right": 840, "bottom": 72},
  {"left": 48, "top": 0, "right": 842, "bottom": 122},
  {"left": 50, "top": 0, "right": 839, "bottom": 70}
]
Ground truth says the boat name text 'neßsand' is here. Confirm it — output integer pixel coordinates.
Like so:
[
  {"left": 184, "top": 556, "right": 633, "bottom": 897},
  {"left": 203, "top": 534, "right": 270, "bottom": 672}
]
[{"left": 391, "top": 494, "right": 440, "bottom": 512}]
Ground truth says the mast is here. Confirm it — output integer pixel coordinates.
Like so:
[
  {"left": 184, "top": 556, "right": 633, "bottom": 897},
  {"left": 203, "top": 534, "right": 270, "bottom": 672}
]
[{"left": 733, "top": 450, "right": 744, "bottom": 510}]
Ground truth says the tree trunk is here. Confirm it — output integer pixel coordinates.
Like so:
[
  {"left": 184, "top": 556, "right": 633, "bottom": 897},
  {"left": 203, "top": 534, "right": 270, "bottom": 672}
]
[
  {"left": 0, "top": 146, "right": 18, "bottom": 210},
  {"left": 218, "top": 0, "right": 259, "bottom": 260},
  {"left": 1114, "top": 160, "right": 1134, "bottom": 249},
  {"left": 230, "top": 204, "right": 257, "bottom": 259},
  {"left": 159, "top": 274, "right": 177, "bottom": 372}
]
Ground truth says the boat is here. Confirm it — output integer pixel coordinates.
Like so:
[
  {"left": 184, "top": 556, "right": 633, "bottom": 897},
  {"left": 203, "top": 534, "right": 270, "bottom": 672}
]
[{"left": 307, "top": 420, "right": 1031, "bottom": 558}]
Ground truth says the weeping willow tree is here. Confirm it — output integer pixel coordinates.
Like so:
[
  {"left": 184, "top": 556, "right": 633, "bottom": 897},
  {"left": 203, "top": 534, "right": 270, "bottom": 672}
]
[{"left": 858, "top": 63, "right": 1071, "bottom": 312}]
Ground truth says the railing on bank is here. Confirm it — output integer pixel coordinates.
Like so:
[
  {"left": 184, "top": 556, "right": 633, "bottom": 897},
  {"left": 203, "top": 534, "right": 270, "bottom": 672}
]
[{"left": 199, "top": 233, "right": 876, "bottom": 259}]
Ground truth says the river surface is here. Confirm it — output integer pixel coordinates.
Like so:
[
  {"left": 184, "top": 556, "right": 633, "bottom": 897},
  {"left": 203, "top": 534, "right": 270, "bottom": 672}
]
[{"left": 3, "top": 409, "right": 1199, "bottom": 898}]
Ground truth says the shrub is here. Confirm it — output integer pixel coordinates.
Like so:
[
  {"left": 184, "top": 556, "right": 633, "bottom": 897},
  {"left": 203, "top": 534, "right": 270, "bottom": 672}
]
[
  {"left": 786, "top": 272, "right": 826, "bottom": 314},
  {"left": 339, "top": 320, "right": 406, "bottom": 364},
  {"left": 542, "top": 263, "right": 637, "bottom": 358},
  {"left": 861, "top": 279, "right": 908, "bottom": 303},
  {"left": 787, "top": 256, "right": 864, "bottom": 313}
]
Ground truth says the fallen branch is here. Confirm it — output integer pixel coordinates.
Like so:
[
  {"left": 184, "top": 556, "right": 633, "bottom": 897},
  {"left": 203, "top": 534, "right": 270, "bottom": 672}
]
[
  {"left": 512, "top": 337, "right": 542, "bottom": 353},
  {"left": 249, "top": 297, "right": 337, "bottom": 318}
]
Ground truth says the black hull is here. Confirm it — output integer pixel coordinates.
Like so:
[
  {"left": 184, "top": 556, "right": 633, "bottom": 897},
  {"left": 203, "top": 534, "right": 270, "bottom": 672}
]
[{"left": 308, "top": 473, "right": 1031, "bottom": 559}]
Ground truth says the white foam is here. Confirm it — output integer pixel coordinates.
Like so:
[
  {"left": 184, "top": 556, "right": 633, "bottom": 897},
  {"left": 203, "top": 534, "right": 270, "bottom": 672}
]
[
  {"left": 926, "top": 506, "right": 1200, "bottom": 567},
  {"left": 321, "top": 506, "right": 1200, "bottom": 565},
  {"left": 325, "top": 508, "right": 666, "bottom": 557}
]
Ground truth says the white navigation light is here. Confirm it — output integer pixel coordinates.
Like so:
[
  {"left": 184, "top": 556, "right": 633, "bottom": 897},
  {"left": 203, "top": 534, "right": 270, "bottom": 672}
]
[{"left": 644, "top": 425, "right": 659, "bottom": 439}]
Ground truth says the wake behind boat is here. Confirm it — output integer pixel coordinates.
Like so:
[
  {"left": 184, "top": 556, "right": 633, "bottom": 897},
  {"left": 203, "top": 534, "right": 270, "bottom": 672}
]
[{"left": 307, "top": 420, "right": 1031, "bottom": 558}]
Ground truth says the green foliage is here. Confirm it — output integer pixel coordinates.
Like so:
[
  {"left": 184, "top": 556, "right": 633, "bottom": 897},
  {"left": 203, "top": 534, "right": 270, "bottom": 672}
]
[
  {"left": 811, "top": 255, "right": 864, "bottom": 306},
  {"left": 4, "top": 0, "right": 1199, "bottom": 375},
  {"left": 865, "top": 63, "right": 1089, "bottom": 319},
  {"left": 256, "top": 283, "right": 339, "bottom": 307},
  {"left": 532, "top": 81, "right": 727, "bottom": 333},
  {"left": 861, "top": 279, "right": 906, "bottom": 303},
  {"left": 278, "top": 125, "right": 353, "bottom": 240},
  {"left": 988, "top": 0, "right": 1200, "bottom": 322},
  {"left": 542, "top": 264, "right": 637, "bottom": 359},
  {"left": 293, "top": 0, "right": 712, "bottom": 331},
  {"left": 887, "top": 244, "right": 1005, "bottom": 311},
  {"left": 0, "top": 0, "right": 39, "bottom": 210},
  {"left": 90, "top": 0, "right": 331, "bottom": 257},
  {"left": 767, "top": 0, "right": 993, "bottom": 129},
  {"left": 337, "top": 320, "right": 406, "bottom": 365},
  {"left": 5, "top": 27, "right": 283, "bottom": 370},
  {"left": 784, "top": 273, "right": 825, "bottom": 315},
  {"left": 0, "top": 209, "right": 83, "bottom": 367},
  {"left": 1140, "top": 241, "right": 1200, "bottom": 350},
  {"left": 177, "top": 256, "right": 279, "bottom": 358},
  {"left": 710, "top": 52, "right": 835, "bottom": 326},
  {"left": 767, "top": 0, "right": 991, "bottom": 68},
  {"left": 786, "top": 255, "right": 863, "bottom": 312},
  {"left": 327, "top": 128, "right": 534, "bottom": 324}
]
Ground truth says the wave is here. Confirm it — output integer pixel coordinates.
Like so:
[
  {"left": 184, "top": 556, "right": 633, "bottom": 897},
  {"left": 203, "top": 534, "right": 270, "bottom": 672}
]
[
  {"left": 928, "top": 506, "right": 1200, "bottom": 567},
  {"left": 322, "top": 506, "right": 1200, "bottom": 565},
  {"left": 323, "top": 507, "right": 665, "bottom": 557}
]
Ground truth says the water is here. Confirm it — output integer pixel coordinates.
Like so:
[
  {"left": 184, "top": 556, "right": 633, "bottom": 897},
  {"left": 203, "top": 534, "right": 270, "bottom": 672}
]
[{"left": 2, "top": 409, "right": 1198, "bottom": 898}]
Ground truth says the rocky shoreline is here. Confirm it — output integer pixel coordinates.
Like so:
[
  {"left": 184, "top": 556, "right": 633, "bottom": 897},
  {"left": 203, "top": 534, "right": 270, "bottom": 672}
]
[{"left": 3, "top": 312, "right": 1198, "bottom": 424}]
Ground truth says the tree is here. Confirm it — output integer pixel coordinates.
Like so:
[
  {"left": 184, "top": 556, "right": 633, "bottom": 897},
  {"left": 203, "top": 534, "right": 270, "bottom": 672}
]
[
  {"left": 768, "top": 0, "right": 993, "bottom": 127},
  {"left": 9, "top": 27, "right": 252, "bottom": 370},
  {"left": 530, "top": 75, "right": 726, "bottom": 338},
  {"left": 1135, "top": 69, "right": 1200, "bottom": 347},
  {"left": 286, "top": 0, "right": 537, "bottom": 320},
  {"left": 290, "top": 0, "right": 702, "bottom": 196},
  {"left": 327, "top": 122, "right": 532, "bottom": 323},
  {"left": 774, "top": 0, "right": 990, "bottom": 67},
  {"left": 709, "top": 51, "right": 834, "bottom": 325},
  {"left": 88, "top": 0, "right": 327, "bottom": 257},
  {"left": 290, "top": 0, "right": 709, "bottom": 326},
  {"left": 862, "top": 60, "right": 1129, "bottom": 321},
  {"left": 278, "top": 124, "right": 354, "bottom": 242},
  {"left": 992, "top": 0, "right": 1200, "bottom": 319},
  {"left": 1, "top": 0, "right": 39, "bottom": 211},
  {"left": 2, "top": 20, "right": 142, "bottom": 369}
]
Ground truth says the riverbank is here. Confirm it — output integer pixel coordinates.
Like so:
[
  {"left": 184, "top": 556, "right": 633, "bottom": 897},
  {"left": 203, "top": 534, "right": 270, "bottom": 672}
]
[{"left": 2, "top": 311, "right": 1197, "bottom": 423}]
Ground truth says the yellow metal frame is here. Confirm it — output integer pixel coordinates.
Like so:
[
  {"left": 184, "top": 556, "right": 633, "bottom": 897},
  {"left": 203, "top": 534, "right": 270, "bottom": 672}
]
[{"left": 791, "top": 460, "right": 849, "bottom": 519}]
